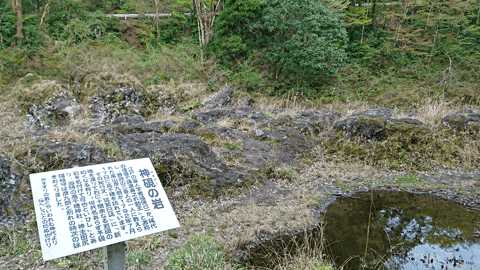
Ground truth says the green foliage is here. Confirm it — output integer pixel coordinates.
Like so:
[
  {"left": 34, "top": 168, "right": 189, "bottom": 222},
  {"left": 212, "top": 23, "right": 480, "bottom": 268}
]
[
  {"left": 395, "top": 174, "right": 425, "bottom": 188},
  {"left": 167, "top": 234, "right": 224, "bottom": 270},
  {"left": 0, "top": 226, "right": 39, "bottom": 257},
  {"left": 213, "top": 0, "right": 262, "bottom": 63},
  {"left": 158, "top": 11, "right": 192, "bottom": 44},
  {"left": 215, "top": 0, "right": 349, "bottom": 94},
  {"left": 0, "top": 3, "right": 16, "bottom": 47},
  {"left": 226, "top": 57, "right": 265, "bottom": 91},
  {"left": 83, "top": 0, "right": 127, "bottom": 13},
  {"left": 0, "top": 48, "right": 27, "bottom": 84},
  {"left": 45, "top": 1, "right": 121, "bottom": 44},
  {"left": 226, "top": 142, "right": 240, "bottom": 150},
  {"left": 182, "top": 101, "right": 201, "bottom": 111},
  {"left": 0, "top": 3, "right": 44, "bottom": 49},
  {"left": 324, "top": 127, "right": 480, "bottom": 171},
  {"left": 126, "top": 249, "right": 155, "bottom": 267},
  {"left": 145, "top": 11, "right": 195, "bottom": 47},
  {"left": 259, "top": 0, "right": 348, "bottom": 77}
]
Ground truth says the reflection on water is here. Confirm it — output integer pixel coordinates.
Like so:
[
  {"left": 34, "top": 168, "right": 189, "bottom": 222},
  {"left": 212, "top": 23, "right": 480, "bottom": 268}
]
[{"left": 244, "top": 190, "right": 480, "bottom": 269}]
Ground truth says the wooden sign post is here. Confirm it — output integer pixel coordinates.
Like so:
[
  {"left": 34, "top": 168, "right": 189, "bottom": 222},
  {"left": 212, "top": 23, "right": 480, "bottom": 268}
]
[{"left": 29, "top": 158, "right": 180, "bottom": 268}]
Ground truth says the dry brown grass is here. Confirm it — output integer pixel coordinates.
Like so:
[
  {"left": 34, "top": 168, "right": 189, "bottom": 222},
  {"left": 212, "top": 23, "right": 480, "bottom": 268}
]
[
  {"left": 269, "top": 229, "right": 332, "bottom": 270},
  {"left": 1, "top": 51, "right": 479, "bottom": 270},
  {"left": 149, "top": 82, "right": 209, "bottom": 122},
  {"left": 412, "top": 98, "right": 457, "bottom": 126}
]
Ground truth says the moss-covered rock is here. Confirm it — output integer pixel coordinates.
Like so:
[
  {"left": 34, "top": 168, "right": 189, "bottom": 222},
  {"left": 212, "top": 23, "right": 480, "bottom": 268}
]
[
  {"left": 442, "top": 107, "right": 480, "bottom": 132},
  {"left": 114, "top": 132, "right": 244, "bottom": 196},
  {"left": 332, "top": 115, "right": 388, "bottom": 141},
  {"left": 322, "top": 108, "right": 479, "bottom": 170}
]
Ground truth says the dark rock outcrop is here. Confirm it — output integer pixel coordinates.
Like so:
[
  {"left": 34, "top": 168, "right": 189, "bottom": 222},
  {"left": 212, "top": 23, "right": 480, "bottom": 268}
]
[
  {"left": 331, "top": 108, "right": 428, "bottom": 141},
  {"left": 90, "top": 85, "right": 144, "bottom": 125},
  {"left": 351, "top": 108, "right": 393, "bottom": 119},
  {"left": 197, "top": 125, "right": 249, "bottom": 141},
  {"left": 202, "top": 86, "right": 233, "bottom": 110},
  {"left": 192, "top": 107, "right": 255, "bottom": 123},
  {"left": 115, "top": 132, "right": 243, "bottom": 193},
  {"left": 332, "top": 115, "right": 388, "bottom": 141},
  {"left": 296, "top": 109, "right": 342, "bottom": 130},
  {"left": 179, "top": 119, "right": 202, "bottom": 133},
  {"left": 26, "top": 91, "right": 82, "bottom": 129},
  {"left": 114, "top": 120, "right": 175, "bottom": 134},
  {"left": 36, "top": 142, "right": 111, "bottom": 170},
  {"left": 442, "top": 107, "right": 480, "bottom": 132},
  {"left": 0, "top": 155, "right": 27, "bottom": 231},
  {"left": 112, "top": 115, "right": 147, "bottom": 126},
  {"left": 0, "top": 156, "right": 15, "bottom": 209}
]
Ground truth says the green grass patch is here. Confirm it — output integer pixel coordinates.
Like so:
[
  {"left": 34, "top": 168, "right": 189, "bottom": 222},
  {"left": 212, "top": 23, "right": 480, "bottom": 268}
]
[
  {"left": 182, "top": 101, "right": 202, "bottom": 111},
  {"left": 333, "top": 180, "right": 350, "bottom": 191},
  {"left": 166, "top": 234, "right": 225, "bottom": 270},
  {"left": 127, "top": 249, "right": 155, "bottom": 267},
  {"left": 226, "top": 142, "right": 240, "bottom": 151},
  {"left": 395, "top": 174, "right": 425, "bottom": 188}
]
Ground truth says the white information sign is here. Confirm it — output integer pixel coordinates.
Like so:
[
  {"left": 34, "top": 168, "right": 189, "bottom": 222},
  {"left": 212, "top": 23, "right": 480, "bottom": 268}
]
[{"left": 30, "top": 158, "right": 180, "bottom": 261}]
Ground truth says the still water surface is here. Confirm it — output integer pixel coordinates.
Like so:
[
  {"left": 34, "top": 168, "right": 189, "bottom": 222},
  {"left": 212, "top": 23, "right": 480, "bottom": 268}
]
[{"left": 245, "top": 190, "right": 480, "bottom": 269}]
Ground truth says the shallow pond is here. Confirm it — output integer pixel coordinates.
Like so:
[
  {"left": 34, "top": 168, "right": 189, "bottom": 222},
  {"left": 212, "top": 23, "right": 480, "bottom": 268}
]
[{"left": 244, "top": 190, "right": 480, "bottom": 269}]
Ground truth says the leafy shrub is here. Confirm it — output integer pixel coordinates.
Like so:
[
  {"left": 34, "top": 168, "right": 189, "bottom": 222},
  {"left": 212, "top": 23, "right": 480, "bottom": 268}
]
[
  {"left": 0, "top": 48, "right": 27, "bottom": 84},
  {"left": 213, "top": 0, "right": 262, "bottom": 63},
  {"left": 46, "top": 1, "right": 121, "bottom": 43},
  {"left": 0, "top": 4, "right": 44, "bottom": 49},
  {"left": 259, "top": 0, "right": 348, "bottom": 78}
]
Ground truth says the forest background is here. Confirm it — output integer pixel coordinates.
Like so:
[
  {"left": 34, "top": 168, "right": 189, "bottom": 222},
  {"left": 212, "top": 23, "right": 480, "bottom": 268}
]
[
  {"left": 0, "top": 0, "right": 480, "bottom": 269},
  {"left": 0, "top": 0, "right": 479, "bottom": 108}
]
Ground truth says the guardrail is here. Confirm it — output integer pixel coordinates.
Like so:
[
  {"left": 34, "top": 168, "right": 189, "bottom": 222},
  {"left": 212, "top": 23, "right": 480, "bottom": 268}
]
[{"left": 106, "top": 13, "right": 191, "bottom": 19}]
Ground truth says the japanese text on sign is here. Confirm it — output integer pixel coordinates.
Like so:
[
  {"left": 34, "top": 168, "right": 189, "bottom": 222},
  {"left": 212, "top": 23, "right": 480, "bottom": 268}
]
[{"left": 30, "top": 158, "right": 179, "bottom": 261}]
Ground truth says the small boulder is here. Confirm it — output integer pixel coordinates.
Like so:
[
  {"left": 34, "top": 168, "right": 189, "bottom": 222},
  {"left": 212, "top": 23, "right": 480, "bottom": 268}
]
[
  {"left": 179, "top": 120, "right": 202, "bottom": 133},
  {"left": 0, "top": 156, "right": 16, "bottom": 209},
  {"left": 192, "top": 107, "right": 255, "bottom": 123},
  {"left": 202, "top": 86, "right": 233, "bottom": 110},
  {"left": 332, "top": 115, "right": 387, "bottom": 141},
  {"left": 331, "top": 108, "right": 427, "bottom": 141},
  {"left": 112, "top": 115, "right": 147, "bottom": 126},
  {"left": 114, "top": 120, "right": 174, "bottom": 134},
  {"left": 351, "top": 108, "right": 393, "bottom": 119},
  {"left": 0, "top": 156, "right": 25, "bottom": 231},
  {"left": 442, "top": 107, "right": 480, "bottom": 131}
]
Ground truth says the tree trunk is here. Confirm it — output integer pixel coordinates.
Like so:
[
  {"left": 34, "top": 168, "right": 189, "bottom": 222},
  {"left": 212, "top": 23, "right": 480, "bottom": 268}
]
[
  {"left": 39, "top": 0, "right": 50, "bottom": 29},
  {"left": 371, "top": 0, "right": 377, "bottom": 19},
  {"left": 193, "top": 0, "right": 222, "bottom": 64},
  {"left": 477, "top": 0, "right": 480, "bottom": 24},
  {"left": 193, "top": 0, "right": 222, "bottom": 47},
  {"left": 154, "top": 0, "right": 160, "bottom": 38},
  {"left": 11, "top": 0, "right": 23, "bottom": 46}
]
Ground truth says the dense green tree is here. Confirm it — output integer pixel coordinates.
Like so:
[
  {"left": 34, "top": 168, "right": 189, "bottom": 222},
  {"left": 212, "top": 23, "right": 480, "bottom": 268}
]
[
  {"left": 213, "top": 0, "right": 262, "bottom": 63},
  {"left": 259, "top": 0, "right": 348, "bottom": 78},
  {"left": 214, "top": 0, "right": 348, "bottom": 84}
]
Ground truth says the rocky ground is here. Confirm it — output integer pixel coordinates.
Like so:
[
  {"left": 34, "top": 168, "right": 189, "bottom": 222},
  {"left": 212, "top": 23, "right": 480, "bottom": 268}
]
[{"left": 0, "top": 82, "right": 479, "bottom": 269}]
